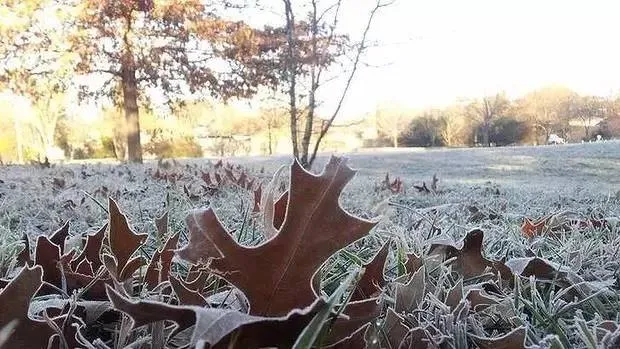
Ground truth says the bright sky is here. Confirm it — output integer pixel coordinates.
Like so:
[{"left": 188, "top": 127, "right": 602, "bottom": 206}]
[{"left": 325, "top": 0, "right": 620, "bottom": 117}]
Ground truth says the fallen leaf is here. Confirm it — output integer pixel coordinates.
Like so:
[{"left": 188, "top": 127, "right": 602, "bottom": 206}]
[
  {"left": 324, "top": 298, "right": 382, "bottom": 346},
  {"left": 470, "top": 326, "right": 528, "bottom": 349},
  {"left": 169, "top": 275, "right": 207, "bottom": 306},
  {"left": 504, "top": 257, "right": 565, "bottom": 280},
  {"left": 16, "top": 233, "right": 31, "bottom": 267},
  {"left": 0, "top": 266, "right": 56, "bottom": 348},
  {"left": 106, "top": 285, "right": 323, "bottom": 348},
  {"left": 70, "top": 224, "right": 106, "bottom": 272},
  {"left": 107, "top": 198, "right": 147, "bottom": 280},
  {"left": 50, "top": 221, "right": 70, "bottom": 254},
  {"left": 144, "top": 233, "right": 179, "bottom": 289},
  {"left": 521, "top": 217, "right": 547, "bottom": 238},
  {"left": 383, "top": 308, "right": 410, "bottom": 349},
  {"left": 394, "top": 266, "right": 426, "bottom": 313},
  {"left": 351, "top": 242, "right": 390, "bottom": 301},
  {"left": 430, "top": 229, "right": 507, "bottom": 280},
  {"left": 34, "top": 235, "right": 62, "bottom": 289},
  {"left": 178, "top": 156, "right": 377, "bottom": 316}
]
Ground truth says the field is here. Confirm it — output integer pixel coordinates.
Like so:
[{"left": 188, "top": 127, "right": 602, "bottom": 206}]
[{"left": 1, "top": 141, "right": 619, "bottom": 348}]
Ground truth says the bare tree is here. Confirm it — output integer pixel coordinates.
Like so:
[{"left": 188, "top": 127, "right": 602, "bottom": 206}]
[
  {"left": 467, "top": 93, "right": 510, "bottom": 146},
  {"left": 281, "top": 0, "right": 394, "bottom": 168},
  {"left": 374, "top": 107, "right": 412, "bottom": 148}
]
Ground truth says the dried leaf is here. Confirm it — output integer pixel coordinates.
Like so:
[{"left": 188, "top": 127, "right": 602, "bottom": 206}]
[
  {"left": 351, "top": 242, "right": 389, "bottom": 301},
  {"left": 470, "top": 326, "right": 528, "bottom": 349},
  {"left": 394, "top": 266, "right": 426, "bottom": 313},
  {"left": 107, "top": 198, "right": 147, "bottom": 275},
  {"left": 383, "top": 308, "right": 409, "bottom": 349},
  {"left": 50, "top": 221, "right": 70, "bottom": 254},
  {"left": 521, "top": 217, "right": 547, "bottom": 238},
  {"left": 324, "top": 298, "right": 382, "bottom": 346},
  {"left": 0, "top": 266, "right": 55, "bottom": 348},
  {"left": 106, "top": 285, "right": 323, "bottom": 348},
  {"left": 70, "top": 224, "right": 106, "bottom": 272},
  {"left": 430, "top": 229, "right": 506, "bottom": 280},
  {"left": 16, "top": 233, "right": 31, "bottom": 267},
  {"left": 178, "top": 157, "right": 377, "bottom": 316},
  {"left": 504, "top": 257, "right": 565, "bottom": 280},
  {"left": 34, "top": 235, "right": 62, "bottom": 288},
  {"left": 144, "top": 233, "right": 179, "bottom": 289},
  {"left": 169, "top": 275, "right": 207, "bottom": 306},
  {"left": 154, "top": 211, "right": 169, "bottom": 242},
  {"left": 405, "top": 252, "right": 422, "bottom": 274}
]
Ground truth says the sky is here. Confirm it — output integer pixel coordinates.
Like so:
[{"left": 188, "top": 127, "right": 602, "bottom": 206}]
[{"left": 320, "top": 0, "right": 620, "bottom": 117}]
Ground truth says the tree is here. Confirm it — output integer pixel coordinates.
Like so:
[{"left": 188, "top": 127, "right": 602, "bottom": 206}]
[
  {"left": 259, "top": 105, "right": 288, "bottom": 155},
  {"left": 3, "top": 0, "right": 281, "bottom": 163},
  {"left": 513, "top": 86, "right": 576, "bottom": 144},
  {"left": 374, "top": 106, "right": 412, "bottom": 148},
  {"left": 567, "top": 95, "right": 607, "bottom": 140},
  {"left": 438, "top": 105, "right": 467, "bottom": 146},
  {"left": 280, "top": 0, "right": 393, "bottom": 168},
  {"left": 467, "top": 93, "right": 510, "bottom": 146}
]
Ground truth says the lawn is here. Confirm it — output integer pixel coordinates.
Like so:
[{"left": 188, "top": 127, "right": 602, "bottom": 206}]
[{"left": 0, "top": 141, "right": 619, "bottom": 348}]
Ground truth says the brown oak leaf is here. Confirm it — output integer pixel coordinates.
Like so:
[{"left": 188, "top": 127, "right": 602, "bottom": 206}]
[
  {"left": 351, "top": 241, "right": 390, "bottom": 301},
  {"left": 394, "top": 266, "right": 426, "bottom": 313},
  {"left": 70, "top": 224, "right": 106, "bottom": 272},
  {"left": 324, "top": 298, "right": 382, "bottom": 346},
  {"left": 178, "top": 156, "right": 377, "bottom": 316},
  {"left": 106, "top": 285, "right": 323, "bottom": 348},
  {"left": 107, "top": 198, "right": 147, "bottom": 281},
  {"left": 430, "top": 229, "right": 509, "bottom": 280},
  {"left": 144, "top": 233, "right": 179, "bottom": 289},
  {"left": 0, "top": 266, "right": 56, "bottom": 348}
]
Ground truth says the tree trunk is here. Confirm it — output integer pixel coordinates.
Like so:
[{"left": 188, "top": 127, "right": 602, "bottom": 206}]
[
  {"left": 482, "top": 123, "right": 490, "bottom": 146},
  {"left": 392, "top": 132, "right": 398, "bottom": 148},
  {"left": 267, "top": 123, "right": 273, "bottom": 155},
  {"left": 122, "top": 63, "right": 142, "bottom": 163}
]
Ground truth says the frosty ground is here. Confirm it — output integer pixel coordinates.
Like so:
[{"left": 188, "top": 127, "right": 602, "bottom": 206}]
[
  {"left": 1, "top": 140, "right": 619, "bottom": 239},
  {"left": 1, "top": 141, "right": 619, "bottom": 348}
]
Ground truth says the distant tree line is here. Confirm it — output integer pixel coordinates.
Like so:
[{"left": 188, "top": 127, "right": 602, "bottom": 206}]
[{"left": 374, "top": 87, "right": 620, "bottom": 148}]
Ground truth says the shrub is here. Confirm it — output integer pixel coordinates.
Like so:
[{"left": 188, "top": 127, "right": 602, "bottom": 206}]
[
  {"left": 401, "top": 116, "right": 444, "bottom": 147},
  {"left": 144, "top": 135, "right": 203, "bottom": 158},
  {"left": 484, "top": 116, "right": 530, "bottom": 146}
]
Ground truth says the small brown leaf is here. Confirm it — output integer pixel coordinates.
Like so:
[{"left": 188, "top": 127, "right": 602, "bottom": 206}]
[
  {"left": 34, "top": 235, "right": 62, "bottom": 288},
  {"left": 325, "top": 298, "right": 382, "bottom": 346},
  {"left": 394, "top": 266, "right": 426, "bottom": 313},
  {"left": 430, "top": 229, "right": 505, "bottom": 280},
  {"left": 0, "top": 266, "right": 56, "bottom": 348},
  {"left": 405, "top": 252, "right": 422, "bottom": 274},
  {"left": 106, "top": 285, "right": 323, "bottom": 348},
  {"left": 169, "top": 275, "right": 207, "bottom": 306},
  {"left": 108, "top": 198, "right": 147, "bottom": 275},
  {"left": 145, "top": 233, "right": 179, "bottom": 289},
  {"left": 383, "top": 308, "right": 410, "bottom": 349},
  {"left": 351, "top": 242, "right": 389, "bottom": 301},
  {"left": 16, "top": 233, "right": 31, "bottom": 267},
  {"left": 49, "top": 221, "right": 70, "bottom": 254},
  {"left": 504, "top": 257, "right": 565, "bottom": 280},
  {"left": 470, "top": 326, "right": 528, "bottom": 349},
  {"left": 154, "top": 211, "right": 169, "bottom": 242},
  {"left": 70, "top": 224, "right": 106, "bottom": 272}
]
